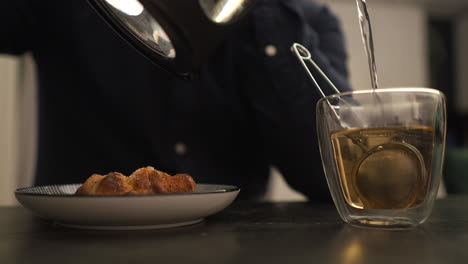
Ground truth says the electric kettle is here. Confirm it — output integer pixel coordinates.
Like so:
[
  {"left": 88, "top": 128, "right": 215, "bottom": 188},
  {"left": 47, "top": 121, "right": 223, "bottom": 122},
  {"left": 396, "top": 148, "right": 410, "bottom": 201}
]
[{"left": 88, "top": 0, "right": 258, "bottom": 79}]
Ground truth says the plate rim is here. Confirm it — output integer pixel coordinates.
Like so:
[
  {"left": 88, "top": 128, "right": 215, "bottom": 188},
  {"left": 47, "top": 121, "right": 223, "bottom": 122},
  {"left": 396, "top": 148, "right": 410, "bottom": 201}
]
[{"left": 15, "top": 183, "right": 241, "bottom": 198}]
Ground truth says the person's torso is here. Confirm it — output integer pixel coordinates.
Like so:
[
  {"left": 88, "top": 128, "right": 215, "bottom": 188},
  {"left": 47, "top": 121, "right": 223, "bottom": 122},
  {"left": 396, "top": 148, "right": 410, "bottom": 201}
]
[{"left": 31, "top": 0, "right": 270, "bottom": 200}]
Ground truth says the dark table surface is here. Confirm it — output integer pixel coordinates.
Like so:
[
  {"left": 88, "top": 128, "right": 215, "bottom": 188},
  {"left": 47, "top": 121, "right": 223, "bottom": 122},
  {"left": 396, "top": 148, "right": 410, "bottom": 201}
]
[{"left": 1, "top": 196, "right": 467, "bottom": 264}]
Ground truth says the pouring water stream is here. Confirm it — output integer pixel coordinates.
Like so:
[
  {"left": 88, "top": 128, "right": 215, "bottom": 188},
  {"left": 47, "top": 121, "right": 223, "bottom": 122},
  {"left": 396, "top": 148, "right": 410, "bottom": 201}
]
[{"left": 356, "top": 0, "right": 379, "bottom": 90}]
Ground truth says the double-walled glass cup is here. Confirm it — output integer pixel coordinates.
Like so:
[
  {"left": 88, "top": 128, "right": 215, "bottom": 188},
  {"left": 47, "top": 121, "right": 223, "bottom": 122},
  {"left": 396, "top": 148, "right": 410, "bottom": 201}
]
[{"left": 317, "top": 88, "right": 446, "bottom": 228}]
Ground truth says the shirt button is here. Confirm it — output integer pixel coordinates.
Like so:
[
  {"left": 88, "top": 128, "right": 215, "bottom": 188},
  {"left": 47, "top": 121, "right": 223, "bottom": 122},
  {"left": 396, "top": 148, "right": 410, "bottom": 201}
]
[
  {"left": 265, "top": 44, "right": 277, "bottom": 56},
  {"left": 174, "top": 142, "right": 187, "bottom": 155}
]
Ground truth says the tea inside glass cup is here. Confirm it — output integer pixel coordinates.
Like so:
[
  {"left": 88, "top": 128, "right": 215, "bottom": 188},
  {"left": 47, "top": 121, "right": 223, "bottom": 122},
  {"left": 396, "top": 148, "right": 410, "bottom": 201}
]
[{"left": 331, "top": 126, "right": 433, "bottom": 210}]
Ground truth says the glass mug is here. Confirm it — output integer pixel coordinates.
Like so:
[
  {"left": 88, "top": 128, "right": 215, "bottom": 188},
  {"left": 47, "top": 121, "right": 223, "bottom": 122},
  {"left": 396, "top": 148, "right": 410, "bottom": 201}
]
[{"left": 317, "top": 87, "right": 446, "bottom": 228}]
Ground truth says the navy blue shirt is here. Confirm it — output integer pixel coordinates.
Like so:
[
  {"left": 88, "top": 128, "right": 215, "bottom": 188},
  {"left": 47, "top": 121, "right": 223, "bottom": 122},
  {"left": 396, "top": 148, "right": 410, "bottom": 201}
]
[{"left": 1, "top": 0, "right": 351, "bottom": 201}]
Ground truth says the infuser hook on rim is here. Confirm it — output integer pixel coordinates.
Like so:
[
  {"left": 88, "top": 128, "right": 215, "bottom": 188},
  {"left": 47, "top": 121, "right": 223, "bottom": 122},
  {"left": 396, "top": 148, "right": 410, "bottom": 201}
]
[{"left": 290, "top": 43, "right": 347, "bottom": 123}]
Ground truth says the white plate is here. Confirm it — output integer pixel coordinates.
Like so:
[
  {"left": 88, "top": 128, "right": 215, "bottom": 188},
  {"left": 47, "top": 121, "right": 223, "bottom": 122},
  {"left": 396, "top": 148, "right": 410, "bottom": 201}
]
[{"left": 15, "top": 184, "right": 240, "bottom": 230}]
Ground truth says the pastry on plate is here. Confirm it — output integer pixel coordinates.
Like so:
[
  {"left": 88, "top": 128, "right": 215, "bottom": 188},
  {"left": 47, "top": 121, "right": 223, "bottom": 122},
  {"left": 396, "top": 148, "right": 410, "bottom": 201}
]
[{"left": 75, "top": 166, "right": 196, "bottom": 195}]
